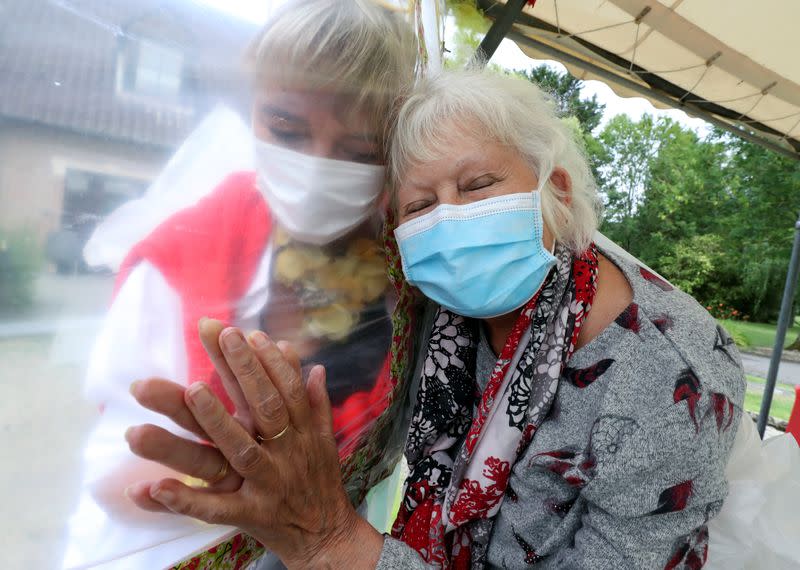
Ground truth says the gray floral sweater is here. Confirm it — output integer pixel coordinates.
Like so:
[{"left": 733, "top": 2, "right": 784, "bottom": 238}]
[{"left": 377, "top": 246, "right": 746, "bottom": 569}]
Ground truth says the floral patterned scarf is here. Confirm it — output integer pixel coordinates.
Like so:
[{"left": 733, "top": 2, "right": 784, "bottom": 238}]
[{"left": 391, "top": 243, "right": 599, "bottom": 569}]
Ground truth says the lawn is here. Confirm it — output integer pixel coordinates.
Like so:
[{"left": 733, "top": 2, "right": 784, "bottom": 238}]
[
  {"left": 719, "top": 318, "right": 800, "bottom": 350},
  {"left": 744, "top": 374, "right": 797, "bottom": 422}
]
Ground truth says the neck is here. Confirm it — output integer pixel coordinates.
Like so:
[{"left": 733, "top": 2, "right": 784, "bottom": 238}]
[{"left": 482, "top": 309, "right": 522, "bottom": 355}]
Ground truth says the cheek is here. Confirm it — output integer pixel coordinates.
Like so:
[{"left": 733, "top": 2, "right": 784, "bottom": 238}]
[{"left": 252, "top": 121, "right": 271, "bottom": 143}]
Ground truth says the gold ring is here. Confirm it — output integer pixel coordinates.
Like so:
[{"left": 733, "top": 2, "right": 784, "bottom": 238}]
[
  {"left": 206, "top": 459, "right": 229, "bottom": 485},
  {"left": 255, "top": 424, "right": 290, "bottom": 444}
]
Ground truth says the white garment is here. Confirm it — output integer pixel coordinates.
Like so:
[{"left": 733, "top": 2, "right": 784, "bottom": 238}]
[
  {"left": 63, "top": 250, "right": 272, "bottom": 569},
  {"left": 83, "top": 106, "right": 255, "bottom": 273}
]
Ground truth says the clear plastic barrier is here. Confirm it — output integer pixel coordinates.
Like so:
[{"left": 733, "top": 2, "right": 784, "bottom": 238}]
[{"left": 0, "top": 1, "right": 440, "bottom": 567}]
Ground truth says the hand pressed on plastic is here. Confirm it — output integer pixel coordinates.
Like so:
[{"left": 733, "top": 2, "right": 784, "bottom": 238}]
[{"left": 128, "top": 322, "right": 383, "bottom": 569}]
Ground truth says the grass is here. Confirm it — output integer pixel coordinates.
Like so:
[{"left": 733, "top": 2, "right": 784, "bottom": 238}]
[
  {"left": 716, "top": 319, "right": 800, "bottom": 422},
  {"left": 718, "top": 318, "right": 800, "bottom": 350},
  {"left": 744, "top": 374, "right": 797, "bottom": 422}
]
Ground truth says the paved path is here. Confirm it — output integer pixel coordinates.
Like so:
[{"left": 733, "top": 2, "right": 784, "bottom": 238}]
[{"left": 740, "top": 351, "right": 800, "bottom": 386}]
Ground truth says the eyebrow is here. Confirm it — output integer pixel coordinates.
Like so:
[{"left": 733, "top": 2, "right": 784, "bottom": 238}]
[{"left": 455, "top": 155, "right": 481, "bottom": 169}]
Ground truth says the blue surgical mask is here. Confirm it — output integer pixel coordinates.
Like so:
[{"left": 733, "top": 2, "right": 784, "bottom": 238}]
[{"left": 395, "top": 192, "right": 556, "bottom": 318}]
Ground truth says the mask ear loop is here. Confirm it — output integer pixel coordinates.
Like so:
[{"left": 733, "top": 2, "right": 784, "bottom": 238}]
[{"left": 531, "top": 180, "right": 557, "bottom": 256}]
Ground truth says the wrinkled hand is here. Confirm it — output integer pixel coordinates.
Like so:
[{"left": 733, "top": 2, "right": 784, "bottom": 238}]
[{"left": 126, "top": 320, "right": 383, "bottom": 568}]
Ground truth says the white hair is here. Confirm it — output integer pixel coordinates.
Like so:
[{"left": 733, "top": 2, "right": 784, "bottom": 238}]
[
  {"left": 388, "top": 69, "right": 602, "bottom": 254},
  {"left": 247, "top": 0, "right": 417, "bottom": 146}
]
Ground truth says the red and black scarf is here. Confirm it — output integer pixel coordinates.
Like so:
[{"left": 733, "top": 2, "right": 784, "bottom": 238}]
[{"left": 392, "top": 243, "right": 599, "bottom": 568}]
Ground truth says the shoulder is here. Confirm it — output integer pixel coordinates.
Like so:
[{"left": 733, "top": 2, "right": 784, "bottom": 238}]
[
  {"left": 144, "top": 171, "right": 264, "bottom": 244},
  {"left": 188, "top": 170, "right": 262, "bottom": 219},
  {"left": 578, "top": 254, "right": 632, "bottom": 350},
  {"left": 579, "top": 243, "right": 746, "bottom": 434},
  {"left": 116, "top": 171, "right": 269, "bottom": 286}
]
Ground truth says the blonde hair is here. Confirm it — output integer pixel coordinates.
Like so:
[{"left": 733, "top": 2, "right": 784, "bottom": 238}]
[
  {"left": 247, "top": 0, "right": 417, "bottom": 145},
  {"left": 388, "top": 69, "right": 602, "bottom": 254}
]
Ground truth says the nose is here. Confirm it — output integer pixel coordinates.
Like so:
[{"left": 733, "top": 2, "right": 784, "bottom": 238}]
[
  {"left": 307, "top": 135, "right": 338, "bottom": 159},
  {"left": 435, "top": 187, "right": 470, "bottom": 207}
]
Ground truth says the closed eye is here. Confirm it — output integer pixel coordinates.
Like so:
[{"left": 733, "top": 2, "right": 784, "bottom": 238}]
[
  {"left": 402, "top": 200, "right": 434, "bottom": 219},
  {"left": 463, "top": 175, "right": 498, "bottom": 192},
  {"left": 269, "top": 128, "right": 308, "bottom": 144}
]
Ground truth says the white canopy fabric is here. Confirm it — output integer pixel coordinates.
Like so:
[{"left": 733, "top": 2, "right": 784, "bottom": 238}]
[{"left": 479, "top": 0, "right": 800, "bottom": 160}]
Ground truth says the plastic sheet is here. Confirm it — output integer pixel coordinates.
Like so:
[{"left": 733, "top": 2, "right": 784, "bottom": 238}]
[
  {"left": 707, "top": 416, "right": 800, "bottom": 570},
  {"left": 0, "top": 0, "right": 444, "bottom": 567}
]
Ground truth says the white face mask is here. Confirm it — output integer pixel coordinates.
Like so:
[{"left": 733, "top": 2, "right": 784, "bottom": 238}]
[{"left": 254, "top": 138, "right": 385, "bottom": 245}]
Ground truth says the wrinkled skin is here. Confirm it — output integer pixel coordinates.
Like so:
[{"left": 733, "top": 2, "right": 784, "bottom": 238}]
[{"left": 126, "top": 319, "right": 383, "bottom": 569}]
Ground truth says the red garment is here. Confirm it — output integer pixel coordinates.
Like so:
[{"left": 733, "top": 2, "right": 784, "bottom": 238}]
[{"left": 116, "top": 171, "right": 391, "bottom": 444}]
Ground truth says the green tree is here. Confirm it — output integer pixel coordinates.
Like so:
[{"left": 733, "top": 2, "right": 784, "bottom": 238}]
[
  {"left": 514, "top": 67, "right": 604, "bottom": 134},
  {"left": 595, "top": 114, "right": 661, "bottom": 249},
  {"left": 514, "top": 66, "right": 608, "bottom": 186},
  {"left": 596, "top": 111, "right": 800, "bottom": 324},
  {"left": 720, "top": 134, "right": 800, "bottom": 323}
]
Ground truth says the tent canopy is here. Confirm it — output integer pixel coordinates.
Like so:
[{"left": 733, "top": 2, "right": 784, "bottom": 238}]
[{"left": 478, "top": 0, "right": 800, "bottom": 160}]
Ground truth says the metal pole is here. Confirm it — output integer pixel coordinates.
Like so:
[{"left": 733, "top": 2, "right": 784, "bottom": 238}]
[
  {"left": 757, "top": 214, "right": 800, "bottom": 437},
  {"left": 471, "top": 0, "right": 530, "bottom": 66}
]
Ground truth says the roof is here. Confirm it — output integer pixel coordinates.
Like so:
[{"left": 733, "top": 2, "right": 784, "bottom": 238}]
[
  {"left": 0, "top": 0, "right": 256, "bottom": 148},
  {"left": 480, "top": 0, "right": 800, "bottom": 160}
]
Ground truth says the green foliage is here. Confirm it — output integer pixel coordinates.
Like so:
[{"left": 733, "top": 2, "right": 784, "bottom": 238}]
[
  {"left": 0, "top": 229, "right": 42, "bottom": 315},
  {"left": 596, "top": 114, "right": 660, "bottom": 227},
  {"left": 657, "top": 235, "right": 721, "bottom": 296},
  {"left": 514, "top": 66, "right": 605, "bottom": 134},
  {"left": 514, "top": 65, "right": 607, "bottom": 183},
  {"left": 443, "top": 1, "right": 494, "bottom": 69},
  {"left": 595, "top": 109, "right": 800, "bottom": 324}
]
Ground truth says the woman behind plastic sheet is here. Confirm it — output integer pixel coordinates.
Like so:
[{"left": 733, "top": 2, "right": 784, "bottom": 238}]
[
  {"left": 124, "top": 68, "right": 800, "bottom": 569},
  {"left": 63, "top": 1, "right": 417, "bottom": 568}
]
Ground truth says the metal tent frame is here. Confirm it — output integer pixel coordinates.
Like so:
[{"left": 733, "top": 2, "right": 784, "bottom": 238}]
[{"left": 472, "top": 0, "right": 800, "bottom": 438}]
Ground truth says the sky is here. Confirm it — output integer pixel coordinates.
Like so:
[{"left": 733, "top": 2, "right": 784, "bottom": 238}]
[{"left": 195, "top": 0, "right": 708, "bottom": 134}]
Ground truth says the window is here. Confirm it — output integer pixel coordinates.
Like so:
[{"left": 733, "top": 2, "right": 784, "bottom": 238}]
[
  {"left": 117, "top": 37, "right": 184, "bottom": 99},
  {"left": 46, "top": 170, "right": 148, "bottom": 274}
]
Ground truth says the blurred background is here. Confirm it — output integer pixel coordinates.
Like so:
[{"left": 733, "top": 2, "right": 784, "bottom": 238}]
[
  {"left": 2, "top": 0, "right": 799, "bottom": 567},
  {"left": 0, "top": 1, "right": 255, "bottom": 566}
]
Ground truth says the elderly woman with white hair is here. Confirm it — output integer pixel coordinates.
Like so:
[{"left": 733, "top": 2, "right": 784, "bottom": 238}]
[{"left": 126, "top": 69, "right": 746, "bottom": 569}]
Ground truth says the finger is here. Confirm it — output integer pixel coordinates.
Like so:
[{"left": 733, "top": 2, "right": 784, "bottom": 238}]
[
  {"left": 126, "top": 424, "right": 241, "bottom": 491},
  {"left": 276, "top": 340, "right": 301, "bottom": 380},
  {"left": 185, "top": 383, "right": 271, "bottom": 479},
  {"left": 249, "top": 331, "right": 311, "bottom": 431},
  {"left": 126, "top": 481, "right": 171, "bottom": 513},
  {"left": 130, "top": 378, "right": 207, "bottom": 439},
  {"left": 219, "top": 327, "right": 291, "bottom": 440},
  {"left": 149, "top": 478, "right": 246, "bottom": 526},
  {"left": 199, "top": 318, "right": 252, "bottom": 427},
  {"left": 307, "top": 365, "right": 335, "bottom": 440}
]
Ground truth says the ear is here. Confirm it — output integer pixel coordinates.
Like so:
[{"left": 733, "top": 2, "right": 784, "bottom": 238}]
[
  {"left": 377, "top": 188, "right": 390, "bottom": 211},
  {"left": 549, "top": 168, "right": 572, "bottom": 206}
]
